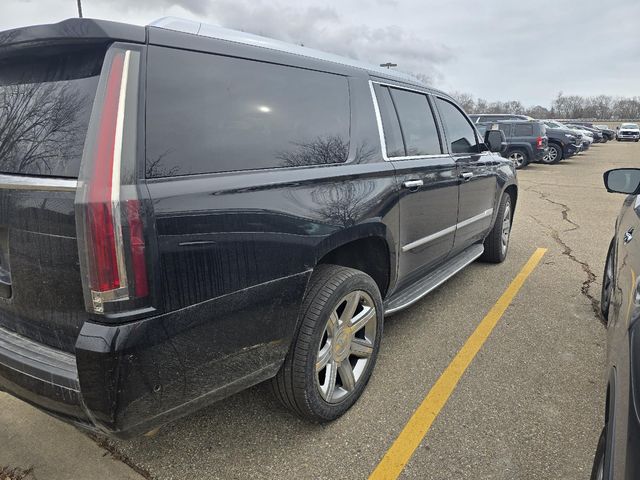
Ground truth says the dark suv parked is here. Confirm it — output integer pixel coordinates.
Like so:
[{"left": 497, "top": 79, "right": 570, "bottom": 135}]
[
  {"left": 0, "top": 17, "right": 517, "bottom": 438},
  {"left": 543, "top": 126, "right": 581, "bottom": 163},
  {"left": 476, "top": 121, "right": 548, "bottom": 169}
]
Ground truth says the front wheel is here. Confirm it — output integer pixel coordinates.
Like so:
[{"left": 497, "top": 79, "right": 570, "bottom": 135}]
[
  {"left": 508, "top": 149, "right": 528, "bottom": 169},
  {"left": 271, "top": 264, "right": 383, "bottom": 422},
  {"left": 480, "top": 193, "right": 512, "bottom": 263},
  {"left": 541, "top": 143, "right": 562, "bottom": 164}
]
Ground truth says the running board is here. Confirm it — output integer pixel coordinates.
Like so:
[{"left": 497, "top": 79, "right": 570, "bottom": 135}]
[{"left": 384, "top": 244, "right": 484, "bottom": 315}]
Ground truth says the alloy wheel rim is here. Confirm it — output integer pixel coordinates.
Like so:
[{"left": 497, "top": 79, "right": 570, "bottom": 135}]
[
  {"left": 548, "top": 147, "right": 558, "bottom": 162},
  {"left": 501, "top": 202, "right": 511, "bottom": 254},
  {"left": 510, "top": 152, "right": 524, "bottom": 167},
  {"left": 316, "top": 290, "right": 376, "bottom": 404}
]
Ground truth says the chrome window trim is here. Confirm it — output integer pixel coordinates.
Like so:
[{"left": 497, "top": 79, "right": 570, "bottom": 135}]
[
  {"left": 401, "top": 208, "right": 493, "bottom": 252},
  {"left": 369, "top": 80, "right": 449, "bottom": 162},
  {"left": 0, "top": 174, "right": 77, "bottom": 192}
]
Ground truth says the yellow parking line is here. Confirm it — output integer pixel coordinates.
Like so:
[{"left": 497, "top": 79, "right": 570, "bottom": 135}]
[{"left": 369, "top": 247, "right": 547, "bottom": 480}]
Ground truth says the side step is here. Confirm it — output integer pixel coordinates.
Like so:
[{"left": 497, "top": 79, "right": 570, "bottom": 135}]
[{"left": 384, "top": 244, "right": 484, "bottom": 315}]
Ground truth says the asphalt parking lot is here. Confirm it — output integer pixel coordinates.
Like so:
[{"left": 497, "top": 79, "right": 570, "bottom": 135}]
[{"left": 2, "top": 140, "right": 638, "bottom": 480}]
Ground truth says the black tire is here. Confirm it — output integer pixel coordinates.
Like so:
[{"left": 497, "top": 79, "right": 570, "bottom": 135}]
[
  {"left": 541, "top": 143, "right": 563, "bottom": 164},
  {"left": 271, "top": 264, "right": 383, "bottom": 422},
  {"left": 590, "top": 426, "right": 606, "bottom": 480},
  {"left": 507, "top": 149, "right": 528, "bottom": 169},
  {"left": 635, "top": 139, "right": 639, "bottom": 143},
  {"left": 601, "top": 238, "right": 615, "bottom": 322},
  {"left": 480, "top": 193, "right": 512, "bottom": 263}
]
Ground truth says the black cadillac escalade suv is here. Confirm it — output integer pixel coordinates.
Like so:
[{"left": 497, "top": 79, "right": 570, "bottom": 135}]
[{"left": 0, "top": 17, "right": 517, "bottom": 438}]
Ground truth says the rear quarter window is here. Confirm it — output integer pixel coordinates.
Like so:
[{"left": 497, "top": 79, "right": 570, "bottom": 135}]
[
  {"left": 0, "top": 48, "right": 103, "bottom": 178},
  {"left": 145, "top": 47, "right": 351, "bottom": 177},
  {"left": 513, "top": 124, "right": 534, "bottom": 136}
]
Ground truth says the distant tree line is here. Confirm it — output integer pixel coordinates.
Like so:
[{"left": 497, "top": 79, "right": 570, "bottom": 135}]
[{"left": 449, "top": 92, "right": 640, "bottom": 120}]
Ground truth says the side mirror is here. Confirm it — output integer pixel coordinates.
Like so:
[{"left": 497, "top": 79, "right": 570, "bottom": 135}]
[
  {"left": 484, "top": 129, "right": 506, "bottom": 153},
  {"left": 604, "top": 168, "right": 640, "bottom": 195}
]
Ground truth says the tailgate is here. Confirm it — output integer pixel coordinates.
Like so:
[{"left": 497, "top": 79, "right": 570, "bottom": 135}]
[{"left": 0, "top": 45, "right": 105, "bottom": 353}]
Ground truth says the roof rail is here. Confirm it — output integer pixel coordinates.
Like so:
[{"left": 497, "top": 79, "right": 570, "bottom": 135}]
[{"left": 148, "top": 16, "right": 422, "bottom": 84}]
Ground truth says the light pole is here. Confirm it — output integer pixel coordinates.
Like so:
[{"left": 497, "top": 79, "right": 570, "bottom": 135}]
[
  {"left": 77, "top": 0, "right": 83, "bottom": 18},
  {"left": 380, "top": 62, "right": 397, "bottom": 69}
]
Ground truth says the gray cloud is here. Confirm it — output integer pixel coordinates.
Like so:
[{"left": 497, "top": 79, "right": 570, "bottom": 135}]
[
  {"left": 109, "top": 0, "right": 453, "bottom": 83},
  {"left": 0, "top": 0, "right": 638, "bottom": 105}
]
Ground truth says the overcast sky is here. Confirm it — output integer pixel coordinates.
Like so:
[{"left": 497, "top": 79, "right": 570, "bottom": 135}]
[{"left": 2, "top": 0, "right": 639, "bottom": 106}]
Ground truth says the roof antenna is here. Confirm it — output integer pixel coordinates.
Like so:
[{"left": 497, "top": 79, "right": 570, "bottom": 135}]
[{"left": 76, "top": 0, "right": 83, "bottom": 18}]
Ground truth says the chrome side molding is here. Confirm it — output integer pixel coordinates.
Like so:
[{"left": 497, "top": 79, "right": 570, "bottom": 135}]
[
  {"left": 0, "top": 174, "right": 77, "bottom": 192},
  {"left": 402, "top": 208, "right": 493, "bottom": 252}
]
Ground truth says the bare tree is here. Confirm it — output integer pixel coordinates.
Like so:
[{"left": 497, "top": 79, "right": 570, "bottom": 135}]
[{"left": 0, "top": 81, "right": 89, "bottom": 175}]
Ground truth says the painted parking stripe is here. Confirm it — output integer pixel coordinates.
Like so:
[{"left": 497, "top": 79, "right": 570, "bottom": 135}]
[{"left": 369, "top": 248, "right": 547, "bottom": 480}]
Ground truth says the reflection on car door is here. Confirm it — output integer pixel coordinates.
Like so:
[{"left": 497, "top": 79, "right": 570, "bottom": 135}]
[
  {"left": 434, "top": 97, "right": 499, "bottom": 255},
  {"left": 372, "top": 83, "right": 458, "bottom": 288}
]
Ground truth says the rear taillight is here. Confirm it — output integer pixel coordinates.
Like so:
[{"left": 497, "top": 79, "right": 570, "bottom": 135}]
[
  {"left": 76, "top": 46, "right": 149, "bottom": 315},
  {"left": 536, "top": 136, "right": 544, "bottom": 149}
]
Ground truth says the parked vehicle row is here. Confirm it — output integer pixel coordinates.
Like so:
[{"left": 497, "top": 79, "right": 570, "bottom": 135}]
[
  {"left": 0, "top": 17, "right": 516, "bottom": 439},
  {"left": 471, "top": 115, "right": 584, "bottom": 169}
]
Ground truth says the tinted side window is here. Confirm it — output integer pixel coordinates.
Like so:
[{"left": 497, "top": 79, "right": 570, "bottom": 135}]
[
  {"left": 0, "top": 48, "right": 104, "bottom": 178},
  {"left": 373, "top": 85, "right": 405, "bottom": 157},
  {"left": 513, "top": 124, "right": 534, "bottom": 136},
  {"left": 389, "top": 88, "right": 441, "bottom": 156},
  {"left": 146, "top": 47, "right": 350, "bottom": 177},
  {"left": 435, "top": 98, "right": 478, "bottom": 154}
]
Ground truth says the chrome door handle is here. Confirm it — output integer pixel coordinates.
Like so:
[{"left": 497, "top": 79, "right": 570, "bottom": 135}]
[
  {"left": 402, "top": 180, "right": 424, "bottom": 189},
  {"left": 460, "top": 172, "right": 474, "bottom": 181}
]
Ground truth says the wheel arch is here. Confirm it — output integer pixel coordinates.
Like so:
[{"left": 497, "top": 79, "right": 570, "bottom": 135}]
[{"left": 314, "top": 225, "right": 396, "bottom": 299}]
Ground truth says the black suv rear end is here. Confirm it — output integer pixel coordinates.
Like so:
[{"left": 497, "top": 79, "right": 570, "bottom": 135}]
[
  {"left": 477, "top": 120, "right": 547, "bottom": 168},
  {"left": 0, "top": 18, "right": 517, "bottom": 439}
]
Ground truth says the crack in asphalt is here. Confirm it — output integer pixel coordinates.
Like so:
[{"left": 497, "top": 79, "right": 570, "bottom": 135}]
[
  {"left": 526, "top": 187, "right": 580, "bottom": 232},
  {"left": 88, "top": 434, "right": 154, "bottom": 480},
  {"left": 528, "top": 198, "right": 604, "bottom": 325}
]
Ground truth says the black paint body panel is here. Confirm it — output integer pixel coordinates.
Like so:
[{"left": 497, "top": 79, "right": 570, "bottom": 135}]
[{"left": 0, "top": 18, "right": 518, "bottom": 438}]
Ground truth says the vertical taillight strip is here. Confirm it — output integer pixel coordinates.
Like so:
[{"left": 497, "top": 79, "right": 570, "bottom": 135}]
[
  {"left": 76, "top": 45, "right": 149, "bottom": 316},
  {"left": 110, "top": 50, "right": 131, "bottom": 295}
]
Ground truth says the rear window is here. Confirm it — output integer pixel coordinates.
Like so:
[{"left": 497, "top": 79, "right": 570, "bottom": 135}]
[
  {"left": 0, "top": 48, "right": 103, "bottom": 178},
  {"left": 145, "top": 47, "right": 351, "bottom": 177}
]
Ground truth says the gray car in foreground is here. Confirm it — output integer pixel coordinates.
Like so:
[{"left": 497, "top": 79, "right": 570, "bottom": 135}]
[{"left": 592, "top": 168, "right": 640, "bottom": 479}]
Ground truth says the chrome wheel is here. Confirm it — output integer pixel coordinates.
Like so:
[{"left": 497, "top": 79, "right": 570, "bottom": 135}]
[
  {"left": 509, "top": 151, "right": 525, "bottom": 168},
  {"left": 501, "top": 200, "right": 512, "bottom": 255},
  {"left": 316, "top": 290, "right": 376, "bottom": 404}
]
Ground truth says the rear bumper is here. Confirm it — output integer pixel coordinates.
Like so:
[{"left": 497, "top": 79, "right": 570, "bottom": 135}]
[
  {"left": 0, "top": 325, "right": 88, "bottom": 421},
  {"left": 0, "top": 270, "right": 309, "bottom": 439},
  {"left": 533, "top": 147, "right": 547, "bottom": 162}
]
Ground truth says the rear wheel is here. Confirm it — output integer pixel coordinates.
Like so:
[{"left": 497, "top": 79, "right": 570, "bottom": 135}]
[
  {"left": 271, "top": 264, "right": 383, "bottom": 422},
  {"left": 508, "top": 149, "right": 528, "bottom": 169},
  {"left": 480, "top": 193, "right": 512, "bottom": 263},
  {"left": 541, "top": 143, "right": 562, "bottom": 164}
]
